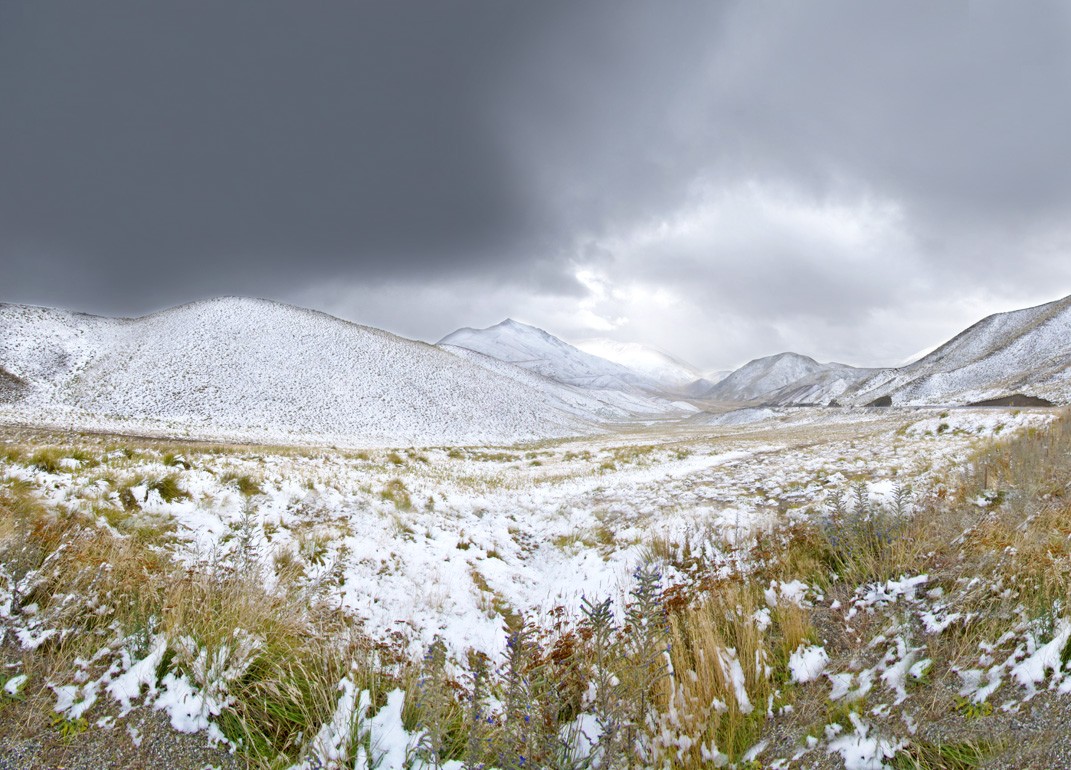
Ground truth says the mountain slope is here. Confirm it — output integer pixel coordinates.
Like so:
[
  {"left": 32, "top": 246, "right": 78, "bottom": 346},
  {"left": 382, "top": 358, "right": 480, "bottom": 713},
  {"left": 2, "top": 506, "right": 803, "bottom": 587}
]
[
  {"left": 0, "top": 298, "right": 614, "bottom": 445},
  {"left": 438, "top": 319, "right": 660, "bottom": 391},
  {"left": 874, "top": 294, "right": 1071, "bottom": 405}
]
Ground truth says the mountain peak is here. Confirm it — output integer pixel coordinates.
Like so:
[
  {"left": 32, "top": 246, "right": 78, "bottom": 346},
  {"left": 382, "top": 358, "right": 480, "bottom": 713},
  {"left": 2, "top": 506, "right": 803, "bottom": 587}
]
[
  {"left": 764, "top": 351, "right": 819, "bottom": 365},
  {"left": 494, "top": 318, "right": 547, "bottom": 335},
  {"left": 706, "top": 351, "right": 837, "bottom": 403}
]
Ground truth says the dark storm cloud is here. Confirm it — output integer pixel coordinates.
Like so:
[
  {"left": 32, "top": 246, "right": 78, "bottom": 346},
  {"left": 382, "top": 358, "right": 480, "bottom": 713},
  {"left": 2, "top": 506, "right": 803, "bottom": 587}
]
[
  {"left": 3, "top": 1, "right": 1071, "bottom": 368},
  {"left": 0, "top": 2, "right": 556, "bottom": 312}
]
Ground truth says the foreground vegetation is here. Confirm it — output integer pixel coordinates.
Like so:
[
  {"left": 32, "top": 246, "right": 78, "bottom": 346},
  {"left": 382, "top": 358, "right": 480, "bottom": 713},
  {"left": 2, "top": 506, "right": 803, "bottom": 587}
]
[{"left": 1, "top": 411, "right": 1070, "bottom": 768}]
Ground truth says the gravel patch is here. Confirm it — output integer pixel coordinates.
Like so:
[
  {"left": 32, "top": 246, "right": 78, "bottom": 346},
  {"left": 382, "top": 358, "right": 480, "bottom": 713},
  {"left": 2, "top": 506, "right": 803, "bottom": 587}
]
[{"left": 0, "top": 704, "right": 243, "bottom": 770}]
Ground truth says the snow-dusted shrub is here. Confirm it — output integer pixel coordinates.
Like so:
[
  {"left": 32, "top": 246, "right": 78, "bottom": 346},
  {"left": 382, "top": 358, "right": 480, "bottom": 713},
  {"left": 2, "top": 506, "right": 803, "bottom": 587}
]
[{"left": 819, "top": 482, "right": 916, "bottom": 584}]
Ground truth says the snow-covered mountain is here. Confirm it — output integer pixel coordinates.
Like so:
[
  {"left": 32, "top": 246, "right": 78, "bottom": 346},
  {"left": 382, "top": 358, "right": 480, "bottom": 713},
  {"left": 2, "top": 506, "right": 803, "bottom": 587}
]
[
  {"left": 440, "top": 344, "right": 684, "bottom": 417},
  {"left": 754, "top": 295, "right": 1071, "bottom": 407},
  {"left": 704, "top": 352, "right": 859, "bottom": 404},
  {"left": 4, "top": 293, "right": 1067, "bottom": 446},
  {"left": 0, "top": 298, "right": 672, "bottom": 446},
  {"left": 574, "top": 338, "right": 703, "bottom": 390},
  {"left": 438, "top": 319, "right": 661, "bottom": 392}
]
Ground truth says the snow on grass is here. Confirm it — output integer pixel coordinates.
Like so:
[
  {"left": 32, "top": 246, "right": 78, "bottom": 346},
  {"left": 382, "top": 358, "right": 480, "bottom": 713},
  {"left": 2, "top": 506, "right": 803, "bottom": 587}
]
[
  {"left": 0, "top": 408, "right": 1036, "bottom": 662},
  {"left": 3, "top": 673, "right": 28, "bottom": 697},
  {"left": 788, "top": 644, "right": 829, "bottom": 684},
  {"left": 826, "top": 712, "right": 904, "bottom": 770}
]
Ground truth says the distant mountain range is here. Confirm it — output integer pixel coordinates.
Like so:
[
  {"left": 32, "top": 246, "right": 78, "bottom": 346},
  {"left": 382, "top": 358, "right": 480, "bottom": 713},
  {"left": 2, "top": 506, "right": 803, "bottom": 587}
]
[
  {"left": 0, "top": 294, "right": 1066, "bottom": 445},
  {"left": 701, "top": 352, "right": 854, "bottom": 403},
  {"left": 438, "top": 319, "right": 659, "bottom": 392},
  {"left": 439, "top": 320, "right": 726, "bottom": 396}
]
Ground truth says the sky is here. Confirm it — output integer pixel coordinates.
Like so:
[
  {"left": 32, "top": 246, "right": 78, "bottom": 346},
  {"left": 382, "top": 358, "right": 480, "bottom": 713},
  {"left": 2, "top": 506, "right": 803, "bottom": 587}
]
[{"left": 3, "top": 2, "right": 1071, "bottom": 371}]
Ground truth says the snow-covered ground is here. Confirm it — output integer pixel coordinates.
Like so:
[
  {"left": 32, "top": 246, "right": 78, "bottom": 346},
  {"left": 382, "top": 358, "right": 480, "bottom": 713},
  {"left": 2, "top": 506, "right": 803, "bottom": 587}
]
[{"left": 4, "top": 407, "right": 1050, "bottom": 661}]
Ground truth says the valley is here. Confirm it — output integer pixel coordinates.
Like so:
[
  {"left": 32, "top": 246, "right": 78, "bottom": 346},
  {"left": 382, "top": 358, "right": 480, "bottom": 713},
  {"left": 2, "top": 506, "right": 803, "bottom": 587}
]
[{"left": 1, "top": 405, "right": 1064, "bottom": 768}]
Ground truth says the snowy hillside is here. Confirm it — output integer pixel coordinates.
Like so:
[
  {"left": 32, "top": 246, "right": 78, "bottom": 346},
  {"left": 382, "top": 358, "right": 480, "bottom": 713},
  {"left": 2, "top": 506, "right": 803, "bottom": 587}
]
[
  {"left": 860, "top": 294, "right": 1071, "bottom": 405},
  {"left": 438, "top": 319, "right": 660, "bottom": 391},
  {"left": 0, "top": 298, "right": 622, "bottom": 445},
  {"left": 575, "top": 338, "right": 703, "bottom": 390},
  {"left": 704, "top": 352, "right": 858, "bottom": 404},
  {"left": 704, "top": 370, "right": 733, "bottom": 385},
  {"left": 760, "top": 365, "right": 876, "bottom": 406},
  {"left": 763, "top": 295, "right": 1071, "bottom": 407}
]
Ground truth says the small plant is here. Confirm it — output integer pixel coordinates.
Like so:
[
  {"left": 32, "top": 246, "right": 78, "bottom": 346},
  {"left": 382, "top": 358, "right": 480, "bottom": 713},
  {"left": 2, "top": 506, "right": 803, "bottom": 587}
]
[
  {"left": 52, "top": 713, "right": 89, "bottom": 742},
  {"left": 162, "top": 452, "right": 192, "bottom": 469},
  {"left": 892, "top": 739, "right": 987, "bottom": 769},
  {"left": 953, "top": 697, "right": 993, "bottom": 720},
  {"left": 297, "top": 531, "right": 331, "bottom": 566},
  {"left": 118, "top": 485, "right": 140, "bottom": 512},
  {"left": 824, "top": 698, "right": 867, "bottom": 733},
  {"left": 272, "top": 545, "right": 305, "bottom": 585},
  {"left": 0, "top": 673, "right": 28, "bottom": 702},
  {"left": 819, "top": 482, "right": 910, "bottom": 583},
  {"left": 1, "top": 447, "right": 24, "bottom": 463},
  {"left": 30, "top": 448, "right": 96, "bottom": 473},
  {"left": 413, "top": 638, "right": 463, "bottom": 766}
]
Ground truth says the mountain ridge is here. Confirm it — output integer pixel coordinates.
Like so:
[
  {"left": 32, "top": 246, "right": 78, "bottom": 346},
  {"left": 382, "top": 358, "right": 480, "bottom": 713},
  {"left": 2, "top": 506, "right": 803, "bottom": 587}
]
[
  {"left": 437, "top": 318, "right": 664, "bottom": 392},
  {"left": 2, "top": 293, "right": 1068, "bottom": 447},
  {"left": 574, "top": 337, "right": 706, "bottom": 391},
  {"left": 703, "top": 352, "right": 858, "bottom": 404},
  {"left": 754, "top": 295, "right": 1071, "bottom": 407}
]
